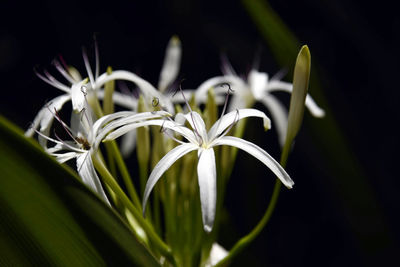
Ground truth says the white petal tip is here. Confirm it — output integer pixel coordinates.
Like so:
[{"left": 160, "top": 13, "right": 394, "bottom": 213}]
[
  {"left": 285, "top": 182, "right": 294, "bottom": 189},
  {"left": 314, "top": 109, "right": 326, "bottom": 118},
  {"left": 171, "top": 35, "right": 181, "bottom": 45},
  {"left": 204, "top": 225, "right": 213, "bottom": 233}
]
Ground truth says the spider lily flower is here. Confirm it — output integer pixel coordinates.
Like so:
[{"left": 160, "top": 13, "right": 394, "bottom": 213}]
[
  {"left": 33, "top": 97, "right": 170, "bottom": 205},
  {"left": 103, "top": 107, "right": 294, "bottom": 232},
  {"left": 26, "top": 47, "right": 138, "bottom": 141},
  {"left": 194, "top": 61, "right": 325, "bottom": 146}
]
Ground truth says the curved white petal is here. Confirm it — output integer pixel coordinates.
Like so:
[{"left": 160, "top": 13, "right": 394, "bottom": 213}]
[
  {"left": 25, "top": 94, "right": 71, "bottom": 138},
  {"left": 158, "top": 36, "right": 181, "bottom": 92},
  {"left": 142, "top": 143, "right": 197, "bottom": 213},
  {"left": 71, "top": 79, "right": 88, "bottom": 112},
  {"left": 227, "top": 90, "right": 254, "bottom": 111},
  {"left": 248, "top": 70, "right": 268, "bottom": 100},
  {"left": 103, "top": 119, "right": 197, "bottom": 146},
  {"left": 184, "top": 112, "right": 208, "bottom": 143},
  {"left": 95, "top": 70, "right": 174, "bottom": 112},
  {"left": 120, "top": 129, "right": 137, "bottom": 157},
  {"left": 267, "top": 80, "right": 293, "bottom": 92},
  {"left": 208, "top": 109, "right": 271, "bottom": 141},
  {"left": 50, "top": 151, "right": 78, "bottom": 164},
  {"left": 305, "top": 96, "right": 325, "bottom": 117},
  {"left": 95, "top": 111, "right": 172, "bottom": 147},
  {"left": 96, "top": 90, "right": 138, "bottom": 110},
  {"left": 77, "top": 152, "right": 111, "bottom": 205},
  {"left": 195, "top": 75, "right": 246, "bottom": 103},
  {"left": 267, "top": 81, "right": 325, "bottom": 118},
  {"left": 213, "top": 136, "right": 294, "bottom": 188},
  {"left": 197, "top": 148, "right": 217, "bottom": 233},
  {"left": 260, "top": 95, "right": 289, "bottom": 147}
]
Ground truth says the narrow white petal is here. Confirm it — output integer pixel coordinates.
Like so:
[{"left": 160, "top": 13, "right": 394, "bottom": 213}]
[
  {"left": 103, "top": 119, "right": 197, "bottom": 146},
  {"left": 267, "top": 80, "right": 293, "bottom": 92},
  {"left": 96, "top": 90, "right": 138, "bottom": 110},
  {"left": 227, "top": 91, "right": 253, "bottom": 111},
  {"left": 95, "top": 111, "right": 172, "bottom": 147},
  {"left": 267, "top": 81, "right": 325, "bottom": 118},
  {"left": 248, "top": 70, "right": 268, "bottom": 100},
  {"left": 143, "top": 143, "right": 197, "bottom": 213},
  {"left": 184, "top": 111, "right": 208, "bottom": 143},
  {"left": 95, "top": 70, "right": 174, "bottom": 112},
  {"left": 158, "top": 36, "right": 181, "bottom": 92},
  {"left": 77, "top": 152, "right": 111, "bottom": 205},
  {"left": 195, "top": 75, "right": 246, "bottom": 103},
  {"left": 25, "top": 94, "right": 71, "bottom": 147},
  {"left": 305, "top": 95, "right": 325, "bottom": 117},
  {"left": 197, "top": 148, "right": 217, "bottom": 233},
  {"left": 213, "top": 136, "right": 294, "bottom": 188},
  {"left": 208, "top": 108, "right": 271, "bottom": 141},
  {"left": 120, "top": 129, "right": 137, "bottom": 157},
  {"left": 50, "top": 151, "right": 78, "bottom": 164},
  {"left": 260, "top": 95, "right": 289, "bottom": 147}
]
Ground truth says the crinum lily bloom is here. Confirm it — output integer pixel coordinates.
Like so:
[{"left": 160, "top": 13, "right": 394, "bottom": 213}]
[
  {"left": 194, "top": 63, "right": 325, "bottom": 146},
  {"left": 33, "top": 98, "right": 170, "bottom": 205},
  {"left": 25, "top": 44, "right": 175, "bottom": 143},
  {"left": 103, "top": 106, "right": 294, "bottom": 232}
]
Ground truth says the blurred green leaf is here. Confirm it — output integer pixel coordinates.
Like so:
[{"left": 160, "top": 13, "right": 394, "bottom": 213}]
[
  {"left": 242, "top": 0, "right": 393, "bottom": 257},
  {"left": 0, "top": 116, "right": 159, "bottom": 266}
]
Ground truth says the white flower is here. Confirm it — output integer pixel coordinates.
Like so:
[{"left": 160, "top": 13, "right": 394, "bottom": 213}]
[
  {"left": 26, "top": 47, "right": 138, "bottom": 140},
  {"left": 33, "top": 98, "right": 170, "bottom": 205},
  {"left": 194, "top": 62, "right": 325, "bottom": 146},
  {"left": 104, "top": 108, "right": 294, "bottom": 232}
]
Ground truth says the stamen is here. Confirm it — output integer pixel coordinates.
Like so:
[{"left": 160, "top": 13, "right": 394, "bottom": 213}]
[
  {"left": 34, "top": 128, "right": 64, "bottom": 146},
  {"left": 82, "top": 46, "right": 95, "bottom": 88},
  {"left": 220, "top": 54, "right": 237, "bottom": 76},
  {"left": 271, "top": 68, "right": 288, "bottom": 81},
  {"left": 252, "top": 44, "right": 262, "bottom": 71},
  {"left": 212, "top": 83, "right": 235, "bottom": 140},
  {"left": 52, "top": 59, "right": 76, "bottom": 84},
  {"left": 173, "top": 81, "right": 203, "bottom": 143},
  {"left": 49, "top": 106, "right": 78, "bottom": 142},
  {"left": 93, "top": 34, "right": 100, "bottom": 80},
  {"left": 159, "top": 120, "right": 186, "bottom": 145},
  {"left": 34, "top": 67, "right": 70, "bottom": 93},
  {"left": 218, "top": 109, "right": 240, "bottom": 138},
  {"left": 58, "top": 54, "right": 70, "bottom": 74}
]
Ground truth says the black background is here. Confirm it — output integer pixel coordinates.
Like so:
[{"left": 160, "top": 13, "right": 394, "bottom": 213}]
[{"left": 1, "top": 0, "right": 399, "bottom": 266}]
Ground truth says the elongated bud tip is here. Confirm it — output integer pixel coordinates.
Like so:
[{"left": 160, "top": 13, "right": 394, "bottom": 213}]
[
  {"left": 106, "top": 66, "right": 113, "bottom": 74},
  {"left": 204, "top": 224, "right": 212, "bottom": 233},
  {"left": 171, "top": 35, "right": 181, "bottom": 45}
]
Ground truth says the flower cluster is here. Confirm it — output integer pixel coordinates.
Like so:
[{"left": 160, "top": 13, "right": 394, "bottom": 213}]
[{"left": 27, "top": 37, "right": 324, "bottom": 266}]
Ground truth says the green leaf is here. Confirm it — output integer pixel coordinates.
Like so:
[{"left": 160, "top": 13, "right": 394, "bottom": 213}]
[
  {"left": 242, "top": 0, "right": 394, "bottom": 257},
  {"left": 0, "top": 116, "right": 159, "bottom": 266}
]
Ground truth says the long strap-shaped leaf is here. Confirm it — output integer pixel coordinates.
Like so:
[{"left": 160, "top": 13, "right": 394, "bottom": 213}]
[{"left": 0, "top": 116, "right": 159, "bottom": 266}]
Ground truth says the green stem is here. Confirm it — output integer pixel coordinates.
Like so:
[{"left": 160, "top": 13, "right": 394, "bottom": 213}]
[
  {"left": 215, "top": 132, "right": 291, "bottom": 267},
  {"left": 105, "top": 141, "right": 141, "bottom": 209},
  {"left": 214, "top": 180, "right": 281, "bottom": 267},
  {"left": 92, "top": 153, "right": 176, "bottom": 266}
]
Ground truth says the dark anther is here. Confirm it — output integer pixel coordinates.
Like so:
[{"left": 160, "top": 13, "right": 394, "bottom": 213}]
[{"left": 220, "top": 83, "right": 234, "bottom": 93}]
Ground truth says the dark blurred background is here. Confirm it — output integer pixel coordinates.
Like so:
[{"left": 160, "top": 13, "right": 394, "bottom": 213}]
[{"left": 1, "top": 0, "right": 399, "bottom": 266}]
